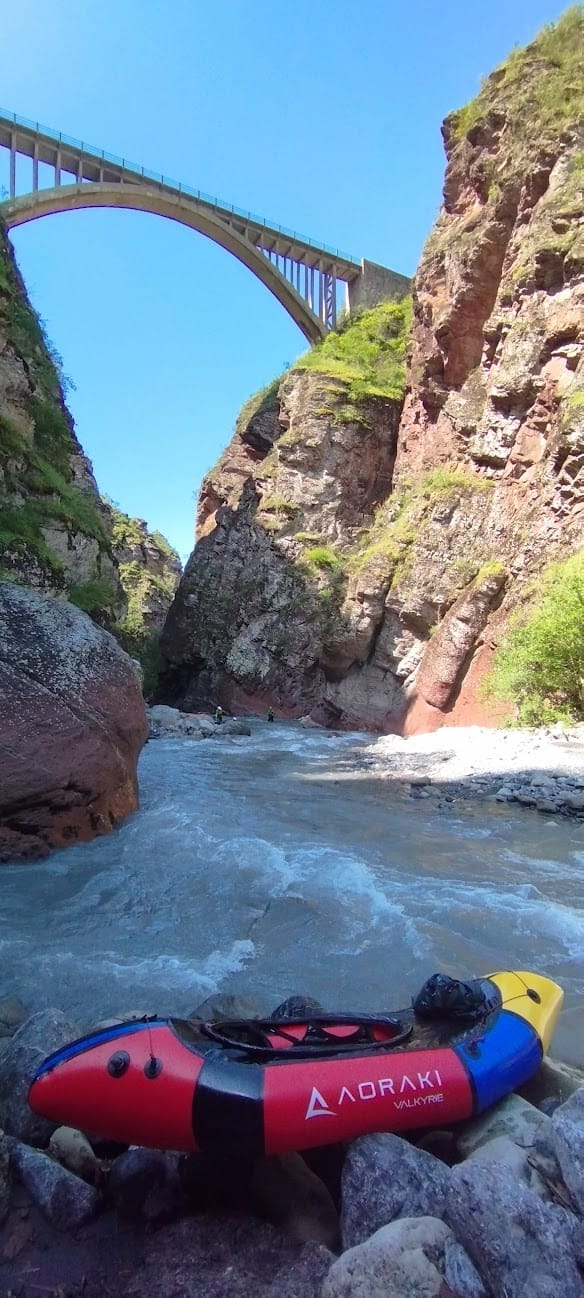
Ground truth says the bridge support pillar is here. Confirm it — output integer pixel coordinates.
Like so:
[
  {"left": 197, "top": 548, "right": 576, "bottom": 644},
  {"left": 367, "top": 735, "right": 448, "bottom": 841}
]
[{"left": 348, "top": 258, "right": 410, "bottom": 314}]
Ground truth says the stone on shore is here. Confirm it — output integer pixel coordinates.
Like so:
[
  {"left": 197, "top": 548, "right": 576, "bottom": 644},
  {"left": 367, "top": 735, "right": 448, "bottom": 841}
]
[{"left": 0, "top": 582, "right": 148, "bottom": 862}]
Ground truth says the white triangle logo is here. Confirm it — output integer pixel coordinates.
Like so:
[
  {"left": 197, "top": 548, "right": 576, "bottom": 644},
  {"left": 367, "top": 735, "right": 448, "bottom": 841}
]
[{"left": 305, "top": 1086, "right": 336, "bottom": 1120}]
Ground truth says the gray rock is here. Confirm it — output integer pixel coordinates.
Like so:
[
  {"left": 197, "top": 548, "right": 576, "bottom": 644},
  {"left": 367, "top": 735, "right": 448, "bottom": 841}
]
[
  {"left": 536, "top": 798, "right": 559, "bottom": 813},
  {"left": 495, "top": 786, "right": 514, "bottom": 800},
  {"left": 177, "top": 715, "right": 206, "bottom": 738},
  {"left": 0, "top": 996, "right": 28, "bottom": 1036},
  {"left": 323, "top": 1216, "right": 450, "bottom": 1298},
  {"left": 519, "top": 1055, "right": 584, "bottom": 1110},
  {"left": 466, "top": 1134, "right": 549, "bottom": 1196},
  {"left": 552, "top": 1087, "right": 584, "bottom": 1215},
  {"left": 564, "top": 792, "right": 584, "bottom": 811},
  {"left": 340, "top": 1132, "right": 451, "bottom": 1250},
  {"left": 189, "top": 991, "right": 267, "bottom": 1020},
  {"left": 443, "top": 1236, "right": 488, "bottom": 1298},
  {"left": 108, "top": 1147, "right": 183, "bottom": 1222},
  {"left": 0, "top": 1009, "right": 80, "bottom": 1144},
  {"left": 48, "top": 1126, "right": 99, "bottom": 1184},
  {"left": 214, "top": 718, "right": 252, "bottom": 736},
  {"left": 127, "top": 1213, "right": 333, "bottom": 1297},
  {"left": 445, "top": 1159, "right": 584, "bottom": 1298},
  {"left": 9, "top": 1139, "right": 101, "bottom": 1231},
  {"left": 455, "top": 1092, "right": 550, "bottom": 1158},
  {"left": 147, "top": 705, "right": 181, "bottom": 729}
]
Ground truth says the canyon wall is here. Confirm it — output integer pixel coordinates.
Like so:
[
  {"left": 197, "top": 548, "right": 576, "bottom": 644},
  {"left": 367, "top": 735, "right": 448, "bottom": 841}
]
[{"left": 159, "top": 10, "right": 583, "bottom": 730}]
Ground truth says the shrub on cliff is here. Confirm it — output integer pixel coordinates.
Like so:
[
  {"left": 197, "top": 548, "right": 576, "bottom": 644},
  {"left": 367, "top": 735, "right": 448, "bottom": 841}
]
[
  {"left": 294, "top": 298, "right": 412, "bottom": 403},
  {"left": 485, "top": 550, "right": 584, "bottom": 724}
]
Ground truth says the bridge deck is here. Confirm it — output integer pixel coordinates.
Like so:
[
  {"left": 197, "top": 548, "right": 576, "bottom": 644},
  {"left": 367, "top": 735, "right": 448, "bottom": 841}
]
[{"left": 0, "top": 110, "right": 360, "bottom": 280}]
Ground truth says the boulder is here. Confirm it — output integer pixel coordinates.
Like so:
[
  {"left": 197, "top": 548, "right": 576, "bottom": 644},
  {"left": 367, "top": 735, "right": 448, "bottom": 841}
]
[
  {"left": 455, "top": 1092, "right": 550, "bottom": 1158},
  {"left": 340, "top": 1132, "right": 451, "bottom": 1250},
  {"left": 323, "top": 1215, "right": 453, "bottom": 1298},
  {"left": 48, "top": 1126, "right": 100, "bottom": 1184},
  {"left": 0, "top": 1008, "right": 80, "bottom": 1145},
  {"left": 107, "top": 1147, "right": 183, "bottom": 1222},
  {"left": 442, "top": 1236, "right": 488, "bottom": 1298},
  {"left": 465, "top": 1134, "right": 549, "bottom": 1196},
  {"left": 8, "top": 1138, "right": 101, "bottom": 1231},
  {"left": 0, "top": 997, "right": 28, "bottom": 1037},
  {"left": 445, "top": 1159, "right": 584, "bottom": 1298},
  {"left": 552, "top": 1087, "right": 584, "bottom": 1215},
  {"left": 0, "top": 582, "right": 148, "bottom": 861}
]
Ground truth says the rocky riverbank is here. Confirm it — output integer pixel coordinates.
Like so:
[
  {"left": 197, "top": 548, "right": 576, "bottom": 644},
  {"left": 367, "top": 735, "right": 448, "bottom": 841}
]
[
  {"left": 0, "top": 997, "right": 583, "bottom": 1297},
  {"left": 364, "top": 722, "right": 584, "bottom": 820}
]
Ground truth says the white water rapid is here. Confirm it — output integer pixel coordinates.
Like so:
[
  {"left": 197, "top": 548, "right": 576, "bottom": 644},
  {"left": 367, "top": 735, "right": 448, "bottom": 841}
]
[{"left": 1, "top": 723, "right": 582, "bottom": 1065}]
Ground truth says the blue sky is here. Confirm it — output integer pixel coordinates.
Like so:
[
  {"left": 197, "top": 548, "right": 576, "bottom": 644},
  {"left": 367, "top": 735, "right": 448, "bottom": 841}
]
[{"left": 1, "top": 0, "right": 570, "bottom": 561}]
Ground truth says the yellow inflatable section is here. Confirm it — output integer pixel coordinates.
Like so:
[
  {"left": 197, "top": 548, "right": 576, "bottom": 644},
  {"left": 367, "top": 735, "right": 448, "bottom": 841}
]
[{"left": 489, "top": 971, "right": 564, "bottom": 1052}]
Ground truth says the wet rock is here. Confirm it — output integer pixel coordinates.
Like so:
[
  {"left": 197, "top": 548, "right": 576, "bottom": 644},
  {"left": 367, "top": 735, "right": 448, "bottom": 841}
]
[
  {"left": 251, "top": 1152, "right": 340, "bottom": 1250},
  {"left": 189, "top": 992, "right": 267, "bottom": 1020},
  {"left": 148, "top": 704, "right": 181, "bottom": 730},
  {"left": 127, "top": 1213, "right": 334, "bottom": 1297},
  {"left": 214, "top": 717, "right": 252, "bottom": 736},
  {"left": 0, "top": 1009, "right": 80, "bottom": 1145},
  {"left": 323, "top": 1215, "right": 452, "bottom": 1298},
  {"left": 445, "top": 1159, "right": 584, "bottom": 1298},
  {"left": 8, "top": 1139, "right": 101, "bottom": 1231},
  {"left": 340, "top": 1132, "right": 451, "bottom": 1250},
  {"left": 455, "top": 1092, "right": 549, "bottom": 1158},
  {"left": 107, "top": 1147, "right": 183, "bottom": 1222},
  {"left": 552, "top": 1087, "right": 584, "bottom": 1215},
  {"left": 0, "top": 997, "right": 28, "bottom": 1038}
]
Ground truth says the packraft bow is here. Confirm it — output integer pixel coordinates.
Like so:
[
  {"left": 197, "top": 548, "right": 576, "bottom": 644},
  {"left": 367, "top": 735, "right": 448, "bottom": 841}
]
[{"left": 28, "top": 970, "right": 562, "bottom": 1156}]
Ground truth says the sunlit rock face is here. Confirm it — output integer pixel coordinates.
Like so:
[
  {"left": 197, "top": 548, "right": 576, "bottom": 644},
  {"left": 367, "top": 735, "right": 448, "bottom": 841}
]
[
  {"left": 159, "top": 14, "right": 583, "bottom": 731},
  {"left": 0, "top": 583, "right": 148, "bottom": 863}
]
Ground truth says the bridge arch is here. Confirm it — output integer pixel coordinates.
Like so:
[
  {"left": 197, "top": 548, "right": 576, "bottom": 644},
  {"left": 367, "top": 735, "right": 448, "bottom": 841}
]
[{"left": 3, "top": 183, "right": 328, "bottom": 344}]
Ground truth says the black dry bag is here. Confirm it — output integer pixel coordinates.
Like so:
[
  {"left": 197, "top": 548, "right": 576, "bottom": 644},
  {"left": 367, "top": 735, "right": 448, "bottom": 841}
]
[{"left": 413, "top": 973, "right": 488, "bottom": 1023}]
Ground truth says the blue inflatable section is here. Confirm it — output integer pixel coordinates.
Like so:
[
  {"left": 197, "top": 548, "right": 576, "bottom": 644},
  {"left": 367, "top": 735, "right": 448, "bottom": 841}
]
[
  {"left": 456, "top": 1009, "right": 542, "bottom": 1112},
  {"left": 34, "top": 1019, "right": 167, "bottom": 1078}
]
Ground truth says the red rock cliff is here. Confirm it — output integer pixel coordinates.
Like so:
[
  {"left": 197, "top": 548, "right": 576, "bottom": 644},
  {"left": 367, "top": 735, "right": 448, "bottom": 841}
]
[{"left": 159, "top": 11, "right": 583, "bottom": 731}]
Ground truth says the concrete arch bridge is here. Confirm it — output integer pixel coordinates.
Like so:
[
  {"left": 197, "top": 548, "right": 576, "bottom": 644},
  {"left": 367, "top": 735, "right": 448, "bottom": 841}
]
[{"left": 0, "top": 110, "right": 408, "bottom": 343}]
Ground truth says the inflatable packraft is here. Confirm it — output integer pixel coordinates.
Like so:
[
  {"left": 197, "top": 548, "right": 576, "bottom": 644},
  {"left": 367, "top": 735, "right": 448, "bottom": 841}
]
[{"left": 28, "top": 970, "right": 563, "bottom": 1155}]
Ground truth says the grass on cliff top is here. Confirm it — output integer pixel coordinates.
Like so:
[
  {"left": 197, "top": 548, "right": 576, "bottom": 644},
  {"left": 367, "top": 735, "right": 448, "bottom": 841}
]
[
  {"left": 235, "top": 376, "right": 281, "bottom": 437},
  {"left": 451, "top": 7, "right": 584, "bottom": 148},
  {"left": 293, "top": 298, "right": 412, "bottom": 404}
]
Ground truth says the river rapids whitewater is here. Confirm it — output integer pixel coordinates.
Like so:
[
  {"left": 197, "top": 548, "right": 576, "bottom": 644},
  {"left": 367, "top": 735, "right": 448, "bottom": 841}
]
[{"left": 1, "top": 723, "right": 583, "bottom": 1066}]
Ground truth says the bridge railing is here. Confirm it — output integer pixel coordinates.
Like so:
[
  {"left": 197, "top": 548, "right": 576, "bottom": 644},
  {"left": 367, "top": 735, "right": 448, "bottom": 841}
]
[{"left": 0, "top": 108, "right": 360, "bottom": 268}]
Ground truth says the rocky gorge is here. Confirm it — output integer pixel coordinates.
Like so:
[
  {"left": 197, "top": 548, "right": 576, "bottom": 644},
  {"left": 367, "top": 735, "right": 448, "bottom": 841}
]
[
  {"left": 0, "top": 8, "right": 583, "bottom": 1297},
  {"left": 158, "top": 11, "right": 583, "bottom": 734}
]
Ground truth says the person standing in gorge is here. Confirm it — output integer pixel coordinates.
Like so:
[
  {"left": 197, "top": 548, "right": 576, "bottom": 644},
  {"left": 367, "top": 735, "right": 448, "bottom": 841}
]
[
  {"left": 267, "top": 706, "right": 274, "bottom": 723},
  {"left": 214, "top": 705, "right": 223, "bottom": 725}
]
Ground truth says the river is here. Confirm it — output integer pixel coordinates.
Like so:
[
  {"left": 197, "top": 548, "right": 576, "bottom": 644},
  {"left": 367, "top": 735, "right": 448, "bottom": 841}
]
[{"left": 1, "top": 723, "right": 582, "bottom": 1065}]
